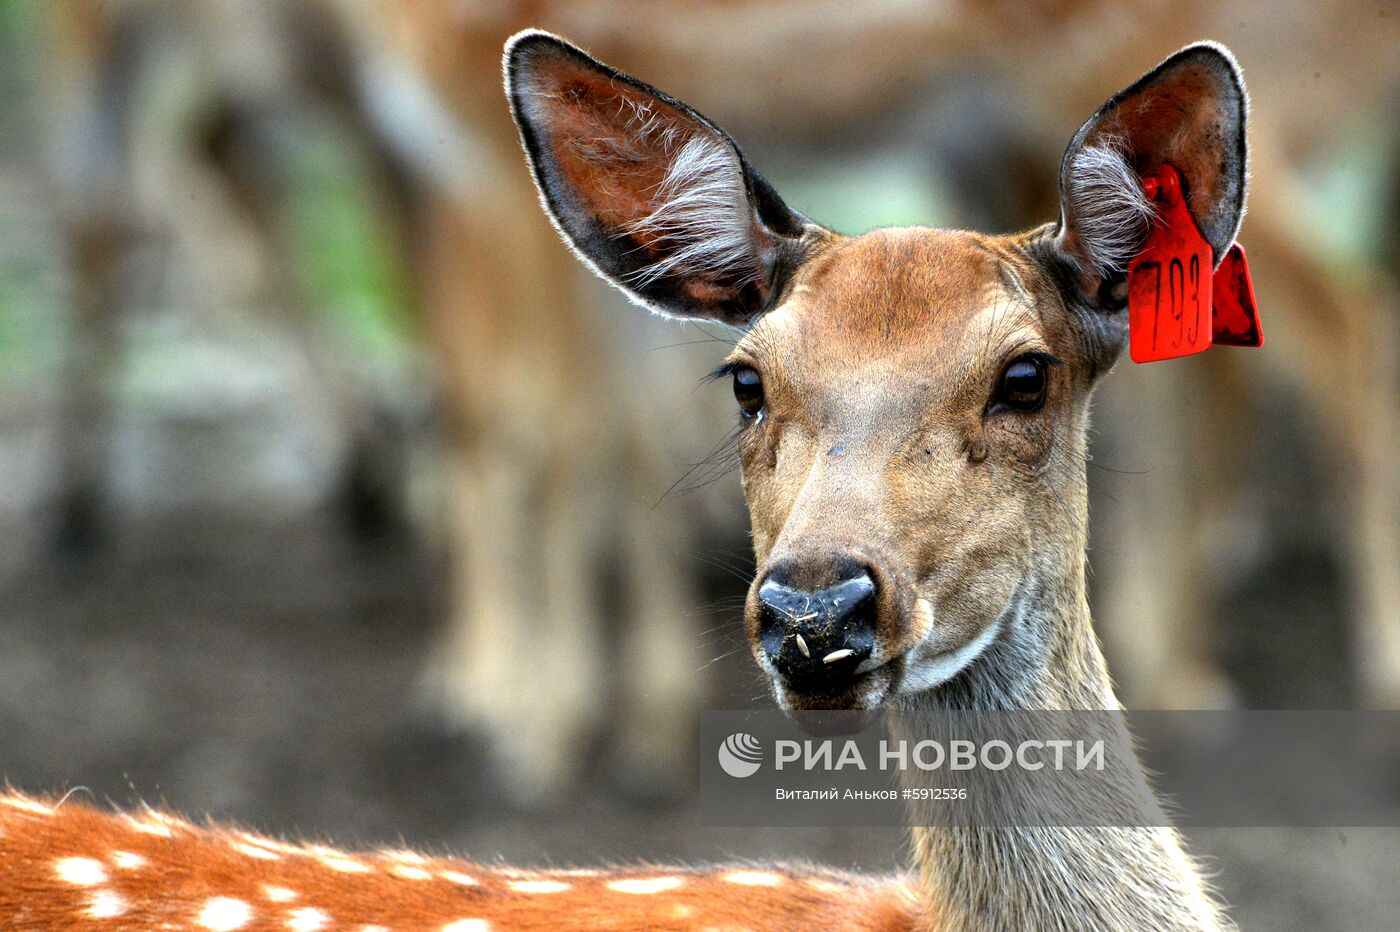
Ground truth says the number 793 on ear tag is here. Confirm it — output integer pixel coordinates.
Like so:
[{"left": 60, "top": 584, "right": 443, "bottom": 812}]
[{"left": 1126, "top": 164, "right": 1263, "bottom": 363}]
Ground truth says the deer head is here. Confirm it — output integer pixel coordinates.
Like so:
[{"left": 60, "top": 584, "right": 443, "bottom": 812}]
[{"left": 506, "top": 32, "right": 1247, "bottom": 714}]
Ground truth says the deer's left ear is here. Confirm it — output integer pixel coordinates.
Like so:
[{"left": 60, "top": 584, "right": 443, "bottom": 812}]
[
  {"left": 505, "top": 30, "right": 814, "bottom": 327},
  {"left": 1054, "top": 42, "right": 1248, "bottom": 303}
]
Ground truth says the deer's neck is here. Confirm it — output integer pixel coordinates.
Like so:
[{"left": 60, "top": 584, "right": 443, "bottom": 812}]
[{"left": 899, "top": 548, "right": 1233, "bottom": 931}]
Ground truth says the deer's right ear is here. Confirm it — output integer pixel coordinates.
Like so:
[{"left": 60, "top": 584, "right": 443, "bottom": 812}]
[{"left": 505, "top": 30, "right": 814, "bottom": 327}]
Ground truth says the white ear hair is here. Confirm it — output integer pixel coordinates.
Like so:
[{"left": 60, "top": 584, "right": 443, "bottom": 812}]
[
  {"left": 1064, "top": 144, "right": 1154, "bottom": 276},
  {"left": 621, "top": 133, "right": 757, "bottom": 287}
]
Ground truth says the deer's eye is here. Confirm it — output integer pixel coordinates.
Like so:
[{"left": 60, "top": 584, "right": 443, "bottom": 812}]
[
  {"left": 732, "top": 366, "right": 764, "bottom": 419},
  {"left": 992, "top": 356, "right": 1049, "bottom": 413}
]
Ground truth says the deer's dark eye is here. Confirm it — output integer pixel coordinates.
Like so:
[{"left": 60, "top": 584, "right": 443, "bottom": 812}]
[
  {"left": 992, "top": 356, "right": 1049, "bottom": 413},
  {"left": 733, "top": 366, "right": 764, "bottom": 419}
]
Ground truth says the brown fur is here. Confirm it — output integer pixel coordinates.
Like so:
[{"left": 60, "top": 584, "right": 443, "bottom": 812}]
[
  {"left": 732, "top": 228, "right": 1086, "bottom": 711},
  {"left": 0, "top": 793, "right": 915, "bottom": 931}
]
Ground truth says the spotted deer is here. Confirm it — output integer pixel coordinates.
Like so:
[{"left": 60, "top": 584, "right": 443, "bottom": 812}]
[{"left": 0, "top": 33, "right": 1245, "bottom": 931}]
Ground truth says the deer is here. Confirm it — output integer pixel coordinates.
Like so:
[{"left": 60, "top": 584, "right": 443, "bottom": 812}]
[{"left": 0, "top": 31, "right": 1246, "bottom": 931}]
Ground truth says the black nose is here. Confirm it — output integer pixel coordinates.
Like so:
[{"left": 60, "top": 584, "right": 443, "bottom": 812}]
[{"left": 757, "top": 570, "right": 878, "bottom": 692}]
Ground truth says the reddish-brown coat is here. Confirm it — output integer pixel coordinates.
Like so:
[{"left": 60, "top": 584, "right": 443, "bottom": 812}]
[{"left": 0, "top": 794, "right": 918, "bottom": 931}]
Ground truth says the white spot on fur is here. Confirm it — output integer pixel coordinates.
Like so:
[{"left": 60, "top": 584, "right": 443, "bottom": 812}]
[
  {"left": 621, "top": 134, "right": 756, "bottom": 288},
  {"left": 508, "top": 879, "right": 570, "bottom": 894},
  {"left": 723, "top": 870, "right": 783, "bottom": 887},
  {"left": 111, "top": 851, "right": 146, "bottom": 869},
  {"left": 236, "top": 842, "right": 282, "bottom": 861},
  {"left": 126, "top": 815, "right": 173, "bottom": 837},
  {"left": 2, "top": 796, "right": 52, "bottom": 815},
  {"left": 441, "top": 920, "right": 492, "bottom": 932},
  {"left": 391, "top": 865, "right": 432, "bottom": 880},
  {"left": 88, "top": 890, "right": 127, "bottom": 918},
  {"left": 383, "top": 849, "right": 428, "bottom": 865},
  {"left": 197, "top": 897, "right": 252, "bottom": 931},
  {"left": 287, "top": 907, "right": 330, "bottom": 931},
  {"left": 607, "top": 876, "right": 684, "bottom": 895},
  {"left": 263, "top": 885, "right": 298, "bottom": 903},
  {"left": 1064, "top": 144, "right": 1154, "bottom": 275},
  {"left": 319, "top": 855, "right": 373, "bottom": 874},
  {"left": 439, "top": 870, "right": 478, "bottom": 886},
  {"left": 56, "top": 857, "right": 108, "bottom": 886},
  {"left": 805, "top": 878, "right": 845, "bottom": 894},
  {"left": 237, "top": 832, "right": 288, "bottom": 852}
]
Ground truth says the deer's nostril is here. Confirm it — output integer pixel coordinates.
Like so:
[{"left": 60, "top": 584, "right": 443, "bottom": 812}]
[{"left": 757, "top": 571, "right": 879, "bottom": 692}]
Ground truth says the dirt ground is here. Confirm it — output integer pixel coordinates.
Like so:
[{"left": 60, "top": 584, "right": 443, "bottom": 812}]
[{"left": 0, "top": 511, "right": 1395, "bottom": 931}]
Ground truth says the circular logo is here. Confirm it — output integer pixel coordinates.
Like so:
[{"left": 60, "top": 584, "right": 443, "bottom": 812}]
[{"left": 718, "top": 732, "right": 763, "bottom": 778}]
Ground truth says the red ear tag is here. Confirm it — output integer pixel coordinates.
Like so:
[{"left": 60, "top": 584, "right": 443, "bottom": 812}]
[
  {"left": 1127, "top": 165, "right": 1214, "bottom": 363},
  {"left": 1210, "top": 242, "right": 1263, "bottom": 346}
]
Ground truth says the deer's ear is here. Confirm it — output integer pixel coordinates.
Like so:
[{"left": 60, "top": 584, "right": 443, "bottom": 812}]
[
  {"left": 1054, "top": 42, "right": 1248, "bottom": 300},
  {"left": 505, "top": 30, "right": 812, "bottom": 327}
]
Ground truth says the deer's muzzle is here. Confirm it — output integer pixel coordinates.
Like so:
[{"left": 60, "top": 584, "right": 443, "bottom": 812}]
[{"left": 756, "top": 570, "right": 878, "bottom": 695}]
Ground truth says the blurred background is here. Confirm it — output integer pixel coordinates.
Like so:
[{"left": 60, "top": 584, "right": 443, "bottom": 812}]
[{"left": 0, "top": 1, "right": 1397, "bottom": 928}]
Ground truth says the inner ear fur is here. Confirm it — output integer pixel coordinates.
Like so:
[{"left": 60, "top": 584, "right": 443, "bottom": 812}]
[{"left": 1057, "top": 42, "right": 1249, "bottom": 284}]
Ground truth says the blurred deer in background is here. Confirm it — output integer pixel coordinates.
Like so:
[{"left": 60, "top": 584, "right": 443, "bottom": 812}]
[
  {"left": 38, "top": 1, "right": 1398, "bottom": 814},
  {"left": 41, "top": 0, "right": 420, "bottom": 542},
  {"left": 49, "top": 0, "right": 970, "bottom": 800}
]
